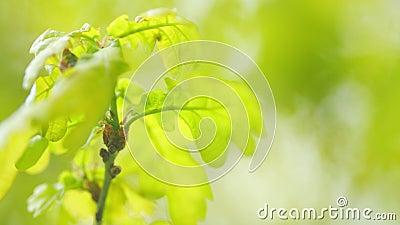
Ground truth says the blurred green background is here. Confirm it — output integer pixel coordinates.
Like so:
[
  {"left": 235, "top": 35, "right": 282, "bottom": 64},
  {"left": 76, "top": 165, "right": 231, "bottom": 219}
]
[{"left": 0, "top": 0, "right": 399, "bottom": 224}]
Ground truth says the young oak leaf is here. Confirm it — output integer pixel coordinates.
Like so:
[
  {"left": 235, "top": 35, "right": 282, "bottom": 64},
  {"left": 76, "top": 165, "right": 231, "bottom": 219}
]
[
  {"left": 24, "top": 149, "right": 51, "bottom": 175},
  {"left": 166, "top": 185, "right": 212, "bottom": 225},
  {"left": 178, "top": 97, "right": 231, "bottom": 167},
  {"left": 119, "top": 181, "right": 156, "bottom": 217},
  {"left": 39, "top": 47, "right": 128, "bottom": 151},
  {"left": 166, "top": 62, "right": 264, "bottom": 163},
  {"left": 29, "top": 29, "right": 66, "bottom": 56},
  {"left": 126, "top": 113, "right": 213, "bottom": 224},
  {"left": 24, "top": 35, "right": 70, "bottom": 90},
  {"left": 108, "top": 8, "right": 199, "bottom": 44},
  {"left": 0, "top": 46, "right": 127, "bottom": 201},
  {"left": 45, "top": 117, "right": 68, "bottom": 142},
  {"left": 61, "top": 189, "right": 96, "bottom": 220},
  {"left": 15, "top": 135, "right": 49, "bottom": 171},
  {"left": 107, "top": 8, "right": 199, "bottom": 70},
  {"left": 0, "top": 105, "right": 38, "bottom": 200},
  {"left": 24, "top": 23, "right": 102, "bottom": 90},
  {"left": 27, "top": 183, "right": 64, "bottom": 217}
]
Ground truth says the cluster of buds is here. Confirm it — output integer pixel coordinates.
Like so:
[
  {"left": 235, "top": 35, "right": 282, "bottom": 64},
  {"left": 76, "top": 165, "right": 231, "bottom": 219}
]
[
  {"left": 99, "top": 120, "right": 126, "bottom": 178},
  {"left": 102, "top": 123, "right": 125, "bottom": 153}
]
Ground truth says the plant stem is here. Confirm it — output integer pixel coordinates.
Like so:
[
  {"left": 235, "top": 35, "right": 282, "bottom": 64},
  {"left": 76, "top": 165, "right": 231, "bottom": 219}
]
[
  {"left": 95, "top": 93, "right": 121, "bottom": 225},
  {"left": 117, "top": 22, "right": 184, "bottom": 38},
  {"left": 95, "top": 151, "right": 118, "bottom": 225},
  {"left": 124, "top": 105, "right": 222, "bottom": 129}
]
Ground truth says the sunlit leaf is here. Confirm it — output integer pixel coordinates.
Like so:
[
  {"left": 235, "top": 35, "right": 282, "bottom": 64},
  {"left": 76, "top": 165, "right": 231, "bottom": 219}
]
[
  {"left": 167, "top": 185, "right": 212, "bottom": 225},
  {"left": 103, "top": 183, "right": 130, "bottom": 225},
  {"left": 24, "top": 23, "right": 102, "bottom": 91},
  {"left": 30, "top": 67, "right": 60, "bottom": 103},
  {"left": 27, "top": 183, "right": 64, "bottom": 217},
  {"left": 164, "top": 77, "right": 178, "bottom": 92},
  {"left": 58, "top": 171, "right": 83, "bottom": 191},
  {"left": 107, "top": 9, "right": 199, "bottom": 70},
  {"left": 45, "top": 117, "right": 68, "bottom": 142},
  {"left": 0, "top": 106, "right": 38, "bottom": 200},
  {"left": 24, "top": 35, "right": 70, "bottom": 90},
  {"left": 25, "top": 149, "right": 51, "bottom": 174},
  {"left": 179, "top": 97, "right": 231, "bottom": 166},
  {"left": 15, "top": 135, "right": 48, "bottom": 171},
  {"left": 61, "top": 189, "right": 96, "bottom": 220},
  {"left": 119, "top": 182, "right": 155, "bottom": 216},
  {"left": 38, "top": 46, "right": 128, "bottom": 151},
  {"left": 0, "top": 44, "right": 128, "bottom": 200},
  {"left": 29, "top": 29, "right": 65, "bottom": 56},
  {"left": 0, "top": 9, "right": 223, "bottom": 225},
  {"left": 145, "top": 90, "right": 167, "bottom": 111}
]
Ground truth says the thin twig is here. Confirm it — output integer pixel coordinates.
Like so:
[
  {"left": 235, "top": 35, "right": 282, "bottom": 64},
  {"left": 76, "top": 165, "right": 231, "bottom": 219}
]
[
  {"left": 94, "top": 94, "right": 122, "bottom": 225},
  {"left": 95, "top": 151, "right": 117, "bottom": 225}
]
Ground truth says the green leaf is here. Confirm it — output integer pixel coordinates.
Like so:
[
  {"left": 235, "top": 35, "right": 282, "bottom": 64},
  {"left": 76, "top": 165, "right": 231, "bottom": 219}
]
[
  {"left": 27, "top": 183, "right": 64, "bottom": 217},
  {"left": 0, "top": 45, "right": 127, "bottom": 200},
  {"left": 179, "top": 97, "right": 231, "bottom": 166},
  {"left": 72, "top": 23, "right": 100, "bottom": 40},
  {"left": 170, "top": 65, "right": 262, "bottom": 163},
  {"left": 145, "top": 90, "right": 167, "bottom": 111},
  {"left": 107, "top": 8, "right": 199, "bottom": 51},
  {"left": 58, "top": 171, "right": 83, "bottom": 190},
  {"left": 29, "top": 66, "right": 60, "bottom": 103},
  {"left": 103, "top": 183, "right": 131, "bottom": 225},
  {"left": 115, "top": 78, "right": 131, "bottom": 99},
  {"left": 15, "top": 135, "right": 49, "bottom": 171},
  {"left": 56, "top": 204, "right": 77, "bottom": 225},
  {"left": 24, "top": 35, "right": 70, "bottom": 90},
  {"left": 124, "top": 107, "right": 213, "bottom": 224},
  {"left": 167, "top": 185, "right": 212, "bottom": 225},
  {"left": 125, "top": 60, "right": 262, "bottom": 169},
  {"left": 227, "top": 80, "right": 263, "bottom": 156},
  {"left": 25, "top": 150, "right": 51, "bottom": 174},
  {"left": 106, "top": 9, "right": 200, "bottom": 77},
  {"left": 119, "top": 182, "right": 155, "bottom": 216},
  {"left": 1, "top": 11, "right": 221, "bottom": 225},
  {"left": 24, "top": 23, "right": 102, "bottom": 91},
  {"left": 164, "top": 77, "right": 178, "bottom": 92},
  {"left": 29, "top": 29, "right": 65, "bottom": 56},
  {"left": 72, "top": 135, "right": 104, "bottom": 182},
  {"left": 128, "top": 88, "right": 232, "bottom": 167},
  {"left": 40, "top": 46, "right": 128, "bottom": 151},
  {"left": 45, "top": 117, "right": 68, "bottom": 142},
  {"left": 61, "top": 189, "right": 96, "bottom": 220},
  {"left": 68, "top": 23, "right": 101, "bottom": 57},
  {"left": 0, "top": 106, "right": 38, "bottom": 200}
]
